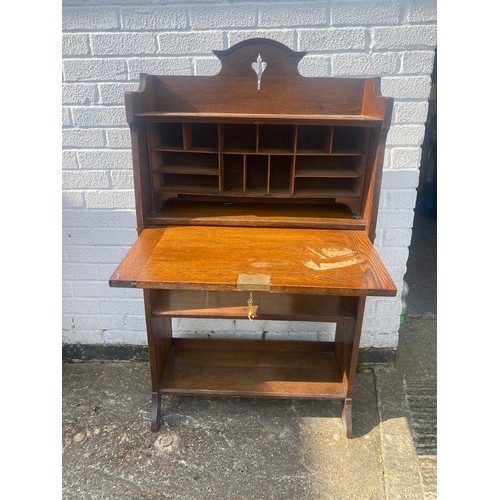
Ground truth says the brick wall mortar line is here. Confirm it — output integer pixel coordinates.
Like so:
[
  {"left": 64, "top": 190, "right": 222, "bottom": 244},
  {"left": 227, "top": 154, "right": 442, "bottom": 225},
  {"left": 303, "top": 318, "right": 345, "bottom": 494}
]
[
  {"left": 69, "top": 147, "right": 132, "bottom": 152},
  {"left": 69, "top": 104, "right": 127, "bottom": 108}
]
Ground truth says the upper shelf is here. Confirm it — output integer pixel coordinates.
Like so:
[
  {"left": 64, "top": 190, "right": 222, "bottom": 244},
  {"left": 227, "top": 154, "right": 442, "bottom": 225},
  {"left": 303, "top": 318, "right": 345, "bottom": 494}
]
[
  {"left": 134, "top": 111, "right": 383, "bottom": 127},
  {"left": 125, "top": 39, "right": 392, "bottom": 129}
]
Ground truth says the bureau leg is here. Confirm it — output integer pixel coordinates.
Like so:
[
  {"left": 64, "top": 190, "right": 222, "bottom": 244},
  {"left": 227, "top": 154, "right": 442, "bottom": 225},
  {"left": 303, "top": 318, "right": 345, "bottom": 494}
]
[
  {"left": 151, "top": 392, "right": 161, "bottom": 432},
  {"left": 342, "top": 398, "right": 353, "bottom": 439}
]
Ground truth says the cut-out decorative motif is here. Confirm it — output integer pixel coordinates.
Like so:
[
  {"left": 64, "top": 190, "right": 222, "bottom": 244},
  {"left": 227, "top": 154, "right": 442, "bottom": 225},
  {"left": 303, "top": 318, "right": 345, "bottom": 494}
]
[{"left": 252, "top": 53, "right": 267, "bottom": 90}]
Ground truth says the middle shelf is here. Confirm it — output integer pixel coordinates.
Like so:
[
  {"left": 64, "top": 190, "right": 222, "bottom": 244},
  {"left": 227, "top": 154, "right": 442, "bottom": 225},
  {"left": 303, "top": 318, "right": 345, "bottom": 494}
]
[{"left": 152, "top": 290, "right": 357, "bottom": 322}]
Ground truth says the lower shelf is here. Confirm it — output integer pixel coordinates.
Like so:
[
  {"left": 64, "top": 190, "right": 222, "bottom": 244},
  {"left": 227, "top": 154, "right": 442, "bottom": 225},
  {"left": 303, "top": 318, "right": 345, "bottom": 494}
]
[{"left": 160, "top": 339, "right": 346, "bottom": 399}]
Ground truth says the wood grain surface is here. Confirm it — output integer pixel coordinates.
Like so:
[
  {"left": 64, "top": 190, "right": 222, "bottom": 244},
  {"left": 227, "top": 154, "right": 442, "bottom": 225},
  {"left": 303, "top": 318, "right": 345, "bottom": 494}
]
[
  {"left": 113, "top": 38, "right": 396, "bottom": 436},
  {"left": 146, "top": 200, "right": 367, "bottom": 230},
  {"left": 159, "top": 338, "right": 346, "bottom": 399},
  {"left": 151, "top": 290, "right": 356, "bottom": 322},
  {"left": 109, "top": 226, "right": 396, "bottom": 296}
]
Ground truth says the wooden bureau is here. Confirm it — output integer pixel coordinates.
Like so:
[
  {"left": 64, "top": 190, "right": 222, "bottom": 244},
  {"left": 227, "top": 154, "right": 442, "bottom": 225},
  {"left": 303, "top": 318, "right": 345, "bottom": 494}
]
[{"left": 109, "top": 38, "right": 396, "bottom": 438}]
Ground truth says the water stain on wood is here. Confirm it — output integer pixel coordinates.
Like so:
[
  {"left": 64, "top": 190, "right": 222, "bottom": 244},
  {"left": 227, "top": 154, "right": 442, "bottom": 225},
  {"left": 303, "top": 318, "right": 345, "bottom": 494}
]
[
  {"left": 304, "top": 247, "right": 359, "bottom": 271},
  {"left": 303, "top": 257, "right": 361, "bottom": 271}
]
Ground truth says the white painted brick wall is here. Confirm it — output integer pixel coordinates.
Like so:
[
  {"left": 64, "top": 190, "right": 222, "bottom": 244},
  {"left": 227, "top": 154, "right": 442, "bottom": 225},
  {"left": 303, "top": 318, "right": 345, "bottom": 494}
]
[
  {"left": 62, "top": 83, "right": 99, "bottom": 105},
  {"left": 330, "top": 0, "right": 402, "bottom": 25},
  {"left": 90, "top": 33, "right": 157, "bottom": 55},
  {"left": 158, "top": 31, "right": 224, "bottom": 53},
  {"left": 190, "top": 6, "right": 257, "bottom": 29},
  {"left": 62, "top": 0, "right": 437, "bottom": 351},
  {"left": 260, "top": 5, "right": 328, "bottom": 27},
  {"left": 228, "top": 29, "right": 295, "bottom": 47},
  {"left": 120, "top": 8, "right": 188, "bottom": 31},
  {"left": 298, "top": 28, "right": 366, "bottom": 51}
]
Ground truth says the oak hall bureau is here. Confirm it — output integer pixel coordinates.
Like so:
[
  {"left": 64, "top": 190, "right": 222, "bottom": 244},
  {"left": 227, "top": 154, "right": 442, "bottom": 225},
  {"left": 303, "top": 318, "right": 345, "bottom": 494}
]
[{"left": 109, "top": 39, "right": 396, "bottom": 438}]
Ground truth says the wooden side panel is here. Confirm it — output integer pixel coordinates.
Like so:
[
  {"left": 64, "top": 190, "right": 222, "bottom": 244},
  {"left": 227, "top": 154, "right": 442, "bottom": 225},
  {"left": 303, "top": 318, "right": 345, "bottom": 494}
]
[
  {"left": 362, "top": 78, "right": 393, "bottom": 128},
  {"left": 367, "top": 127, "right": 391, "bottom": 241},
  {"left": 346, "top": 297, "right": 366, "bottom": 398},
  {"left": 144, "top": 289, "right": 172, "bottom": 392},
  {"left": 124, "top": 73, "right": 158, "bottom": 120},
  {"left": 129, "top": 122, "right": 154, "bottom": 233},
  {"left": 334, "top": 320, "right": 355, "bottom": 387},
  {"left": 334, "top": 297, "right": 366, "bottom": 399},
  {"left": 362, "top": 79, "right": 394, "bottom": 240}
]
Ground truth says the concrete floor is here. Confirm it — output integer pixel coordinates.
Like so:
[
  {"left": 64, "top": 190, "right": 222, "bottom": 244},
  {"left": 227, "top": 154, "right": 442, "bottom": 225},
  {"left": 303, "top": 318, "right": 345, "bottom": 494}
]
[{"left": 62, "top": 213, "right": 437, "bottom": 499}]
